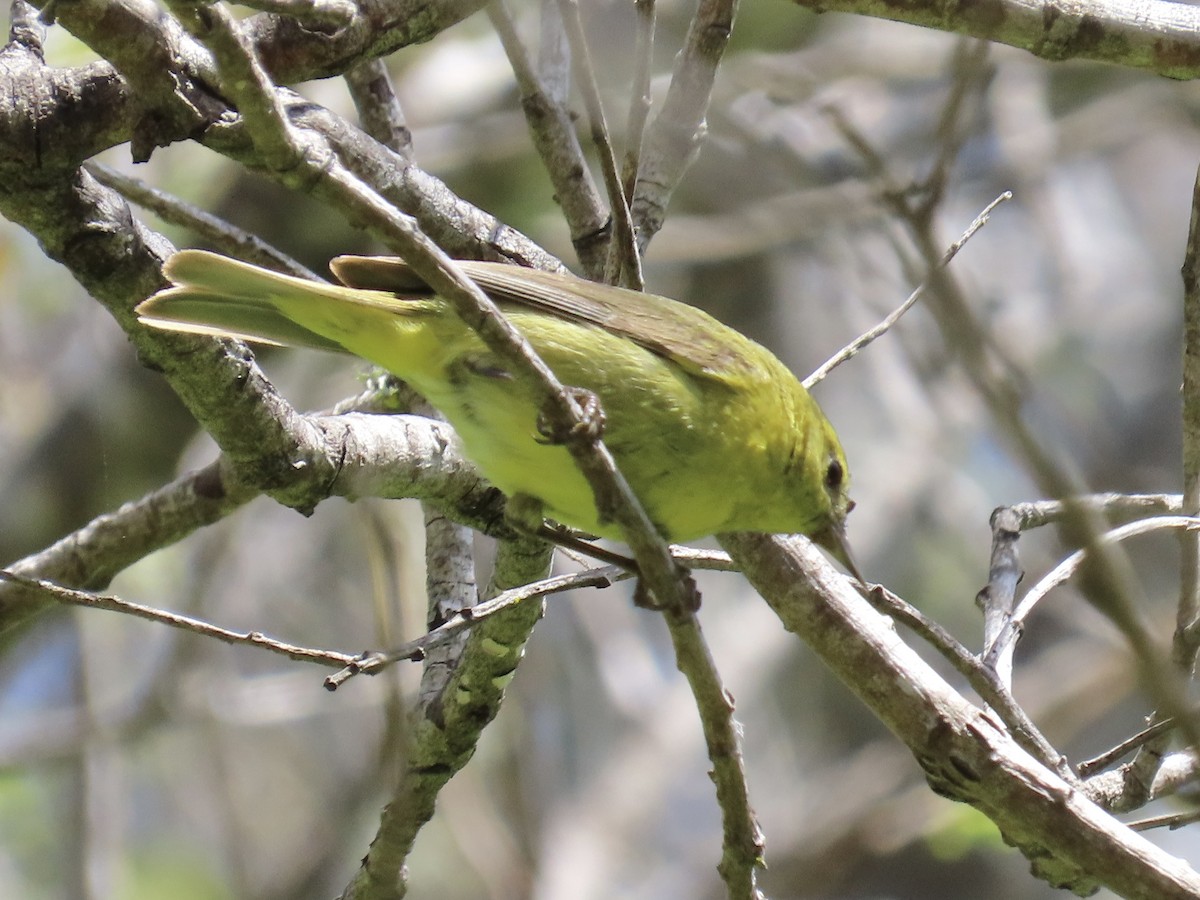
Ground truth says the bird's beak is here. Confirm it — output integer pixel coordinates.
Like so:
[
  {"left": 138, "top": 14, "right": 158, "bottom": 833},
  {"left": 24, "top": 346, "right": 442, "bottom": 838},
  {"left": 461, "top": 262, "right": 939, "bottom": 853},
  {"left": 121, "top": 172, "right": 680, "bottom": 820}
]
[{"left": 811, "top": 521, "right": 866, "bottom": 587}]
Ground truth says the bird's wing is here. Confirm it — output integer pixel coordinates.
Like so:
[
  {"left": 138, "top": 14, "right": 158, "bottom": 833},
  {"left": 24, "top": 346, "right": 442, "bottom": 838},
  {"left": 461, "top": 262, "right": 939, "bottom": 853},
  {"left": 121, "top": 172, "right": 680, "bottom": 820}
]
[{"left": 330, "top": 256, "right": 762, "bottom": 381}]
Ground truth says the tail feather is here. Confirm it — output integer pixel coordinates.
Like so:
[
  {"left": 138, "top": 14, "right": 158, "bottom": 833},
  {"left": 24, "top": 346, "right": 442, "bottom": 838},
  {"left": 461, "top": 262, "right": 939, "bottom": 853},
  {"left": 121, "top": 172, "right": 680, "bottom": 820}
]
[
  {"left": 137, "top": 250, "right": 430, "bottom": 353},
  {"left": 164, "top": 251, "right": 332, "bottom": 301},
  {"left": 137, "top": 286, "right": 347, "bottom": 351}
]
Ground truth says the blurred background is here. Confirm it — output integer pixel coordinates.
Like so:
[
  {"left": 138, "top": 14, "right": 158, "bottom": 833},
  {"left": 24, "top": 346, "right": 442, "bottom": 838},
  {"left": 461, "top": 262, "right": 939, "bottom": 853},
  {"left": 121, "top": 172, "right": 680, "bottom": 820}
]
[{"left": 0, "top": 0, "right": 1194, "bottom": 897}]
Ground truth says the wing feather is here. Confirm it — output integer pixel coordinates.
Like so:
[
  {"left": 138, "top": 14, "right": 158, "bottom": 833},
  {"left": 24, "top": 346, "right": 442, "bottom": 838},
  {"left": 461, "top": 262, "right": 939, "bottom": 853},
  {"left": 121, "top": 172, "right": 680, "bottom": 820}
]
[{"left": 330, "top": 256, "right": 760, "bottom": 380}]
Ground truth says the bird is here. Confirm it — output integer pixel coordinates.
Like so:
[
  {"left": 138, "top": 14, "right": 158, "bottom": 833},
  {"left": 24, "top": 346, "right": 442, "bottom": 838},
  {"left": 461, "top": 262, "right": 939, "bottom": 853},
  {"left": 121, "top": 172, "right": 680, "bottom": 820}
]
[{"left": 138, "top": 250, "right": 859, "bottom": 576}]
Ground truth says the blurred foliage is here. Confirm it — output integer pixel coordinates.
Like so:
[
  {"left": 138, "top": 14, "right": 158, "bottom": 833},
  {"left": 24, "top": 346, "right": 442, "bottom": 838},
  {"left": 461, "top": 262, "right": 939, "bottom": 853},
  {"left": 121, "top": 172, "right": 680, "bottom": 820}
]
[{"left": 1, "top": 0, "right": 1197, "bottom": 897}]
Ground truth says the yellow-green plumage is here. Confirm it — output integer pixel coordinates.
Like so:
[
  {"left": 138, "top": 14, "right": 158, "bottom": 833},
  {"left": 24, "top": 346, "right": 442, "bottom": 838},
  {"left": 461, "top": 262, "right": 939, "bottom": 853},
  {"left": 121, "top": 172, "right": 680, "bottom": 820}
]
[{"left": 138, "top": 250, "right": 854, "bottom": 553}]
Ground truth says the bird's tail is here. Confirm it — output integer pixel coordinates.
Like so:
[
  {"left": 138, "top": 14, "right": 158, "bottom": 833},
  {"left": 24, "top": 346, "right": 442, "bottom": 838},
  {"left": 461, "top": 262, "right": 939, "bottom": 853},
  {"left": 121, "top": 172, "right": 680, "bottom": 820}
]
[{"left": 137, "top": 250, "right": 422, "bottom": 353}]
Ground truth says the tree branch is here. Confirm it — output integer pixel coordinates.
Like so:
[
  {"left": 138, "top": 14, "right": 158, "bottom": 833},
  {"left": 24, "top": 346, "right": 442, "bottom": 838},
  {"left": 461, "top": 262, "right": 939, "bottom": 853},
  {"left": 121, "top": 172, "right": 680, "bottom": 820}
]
[
  {"left": 0, "top": 412, "right": 511, "bottom": 637},
  {"left": 790, "top": 0, "right": 1200, "bottom": 79},
  {"left": 489, "top": 0, "right": 609, "bottom": 276},
  {"left": 553, "top": 0, "right": 642, "bottom": 287},
  {"left": 723, "top": 533, "right": 1200, "bottom": 899},
  {"left": 832, "top": 87, "right": 1200, "bottom": 752},
  {"left": 631, "top": 0, "right": 739, "bottom": 251},
  {"left": 338, "top": 535, "right": 552, "bottom": 900},
  {"left": 86, "top": 161, "right": 320, "bottom": 278},
  {"left": 344, "top": 58, "right": 414, "bottom": 160}
]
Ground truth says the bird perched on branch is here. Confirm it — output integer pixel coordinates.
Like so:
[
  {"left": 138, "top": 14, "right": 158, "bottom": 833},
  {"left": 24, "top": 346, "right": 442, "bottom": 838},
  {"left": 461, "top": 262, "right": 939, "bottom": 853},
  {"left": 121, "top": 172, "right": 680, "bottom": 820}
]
[{"left": 139, "top": 250, "right": 859, "bottom": 576}]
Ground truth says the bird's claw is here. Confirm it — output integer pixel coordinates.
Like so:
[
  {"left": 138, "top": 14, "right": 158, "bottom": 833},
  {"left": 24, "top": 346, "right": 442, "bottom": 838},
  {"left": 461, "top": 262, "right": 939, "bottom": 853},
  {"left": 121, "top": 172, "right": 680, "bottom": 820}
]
[{"left": 536, "top": 386, "right": 605, "bottom": 445}]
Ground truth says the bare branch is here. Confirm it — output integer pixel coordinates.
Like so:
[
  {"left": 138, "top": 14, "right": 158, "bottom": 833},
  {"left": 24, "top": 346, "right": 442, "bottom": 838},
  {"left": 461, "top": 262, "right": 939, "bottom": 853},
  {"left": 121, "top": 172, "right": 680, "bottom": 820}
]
[
  {"left": 489, "top": 0, "right": 608, "bottom": 276},
  {"left": 234, "top": 0, "right": 357, "bottom": 30},
  {"left": 804, "top": 191, "right": 1012, "bottom": 389},
  {"left": 865, "top": 583, "right": 1068, "bottom": 777},
  {"left": 345, "top": 58, "right": 414, "bottom": 160},
  {"left": 631, "top": 0, "right": 738, "bottom": 251},
  {"left": 834, "top": 75, "right": 1200, "bottom": 756},
  {"left": 724, "top": 532, "right": 1200, "bottom": 898},
  {"left": 978, "top": 506, "right": 1022, "bottom": 686},
  {"left": 996, "top": 517, "right": 1200, "bottom": 665},
  {"left": 554, "top": 0, "right": 642, "bottom": 288},
  {"left": 338, "top": 536, "right": 552, "bottom": 900},
  {"left": 0, "top": 569, "right": 364, "bottom": 668},
  {"left": 620, "top": 0, "right": 655, "bottom": 206},
  {"left": 788, "top": 0, "right": 1200, "bottom": 79},
  {"left": 86, "top": 161, "right": 320, "bottom": 279}
]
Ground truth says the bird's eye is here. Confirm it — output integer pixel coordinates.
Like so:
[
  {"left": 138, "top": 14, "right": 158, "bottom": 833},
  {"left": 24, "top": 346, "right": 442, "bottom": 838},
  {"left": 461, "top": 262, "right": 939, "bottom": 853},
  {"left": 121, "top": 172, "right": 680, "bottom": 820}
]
[{"left": 825, "top": 458, "right": 844, "bottom": 490}]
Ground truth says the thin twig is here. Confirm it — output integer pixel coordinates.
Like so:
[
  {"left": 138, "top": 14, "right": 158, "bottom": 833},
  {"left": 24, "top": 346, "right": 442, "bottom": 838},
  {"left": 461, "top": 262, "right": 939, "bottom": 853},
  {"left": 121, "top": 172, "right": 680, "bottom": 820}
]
[
  {"left": 344, "top": 58, "right": 414, "bottom": 160},
  {"left": 1127, "top": 809, "right": 1200, "bottom": 832},
  {"left": 488, "top": 0, "right": 607, "bottom": 276},
  {"left": 620, "top": 0, "right": 656, "bottom": 205},
  {"left": 866, "top": 584, "right": 1070, "bottom": 778},
  {"left": 804, "top": 191, "right": 1012, "bottom": 389},
  {"left": 1006, "top": 494, "right": 1182, "bottom": 530},
  {"left": 989, "top": 516, "right": 1200, "bottom": 671},
  {"left": 327, "top": 566, "right": 626, "bottom": 688},
  {"left": 85, "top": 162, "right": 320, "bottom": 279},
  {"left": 0, "top": 569, "right": 362, "bottom": 668},
  {"left": 1079, "top": 717, "right": 1178, "bottom": 777},
  {"left": 554, "top": 0, "right": 643, "bottom": 288}
]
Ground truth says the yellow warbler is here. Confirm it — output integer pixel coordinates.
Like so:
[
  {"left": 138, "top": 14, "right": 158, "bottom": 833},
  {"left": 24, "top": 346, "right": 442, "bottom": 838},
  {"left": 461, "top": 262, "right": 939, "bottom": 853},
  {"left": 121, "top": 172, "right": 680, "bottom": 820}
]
[{"left": 138, "top": 251, "right": 857, "bottom": 570}]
